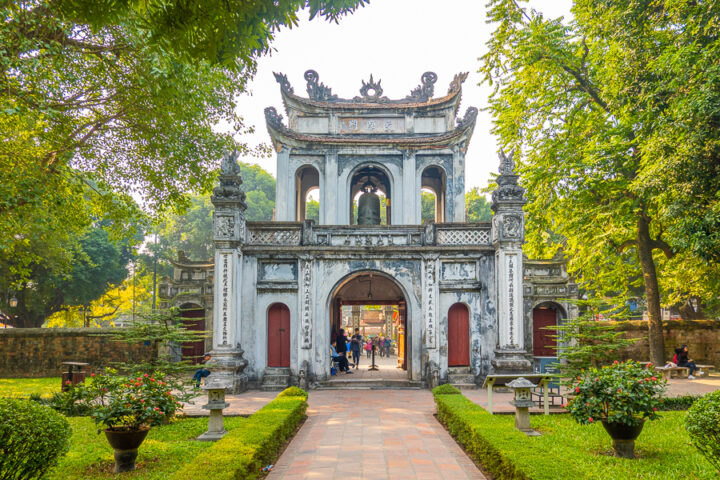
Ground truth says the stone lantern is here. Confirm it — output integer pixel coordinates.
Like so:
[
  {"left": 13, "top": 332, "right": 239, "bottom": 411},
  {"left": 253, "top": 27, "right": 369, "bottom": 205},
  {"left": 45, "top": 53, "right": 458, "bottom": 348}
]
[
  {"left": 506, "top": 377, "right": 538, "bottom": 434},
  {"left": 197, "top": 378, "right": 231, "bottom": 441}
]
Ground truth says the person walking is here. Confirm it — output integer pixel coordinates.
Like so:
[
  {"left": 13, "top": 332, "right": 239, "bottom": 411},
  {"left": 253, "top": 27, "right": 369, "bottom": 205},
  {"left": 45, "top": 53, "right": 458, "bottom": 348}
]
[
  {"left": 351, "top": 328, "right": 363, "bottom": 369},
  {"left": 365, "top": 338, "right": 372, "bottom": 358},
  {"left": 384, "top": 337, "right": 392, "bottom": 357},
  {"left": 378, "top": 335, "right": 386, "bottom": 358}
]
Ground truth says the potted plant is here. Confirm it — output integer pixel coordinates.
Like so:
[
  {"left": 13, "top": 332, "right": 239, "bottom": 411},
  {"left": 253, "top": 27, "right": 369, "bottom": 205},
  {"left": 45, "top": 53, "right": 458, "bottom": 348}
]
[
  {"left": 86, "top": 369, "right": 181, "bottom": 472},
  {"left": 566, "top": 360, "right": 665, "bottom": 458}
]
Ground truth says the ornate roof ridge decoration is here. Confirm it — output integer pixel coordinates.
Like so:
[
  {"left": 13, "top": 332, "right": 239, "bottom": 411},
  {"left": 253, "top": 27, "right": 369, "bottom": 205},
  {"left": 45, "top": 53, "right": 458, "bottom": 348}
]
[
  {"left": 354, "top": 74, "right": 389, "bottom": 103},
  {"left": 211, "top": 150, "right": 247, "bottom": 209},
  {"left": 491, "top": 149, "right": 526, "bottom": 210},
  {"left": 447, "top": 72, "right": 469, "bottom": 94},
  {"left": 272, "top": 69, "right": 469, "bottom": 106},
  {"left": 406, "top": 72, "right": 437, "bottom": 102},
  {"left": 305, "top": 70, "right": 338, "bottom": 101},
  {"left": 273, "top": 72, "right": 293, "bottom": 94},
  {"left": 457, "top": 107, "right": 479, "bottom": 127},
  {"left": 264, "top": 106, "right": 285, "bottom": 130}
]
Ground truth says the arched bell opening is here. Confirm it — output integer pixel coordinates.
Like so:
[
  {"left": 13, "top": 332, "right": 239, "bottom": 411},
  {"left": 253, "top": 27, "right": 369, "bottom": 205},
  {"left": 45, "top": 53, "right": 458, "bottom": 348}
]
[
  {"left": 304, "top": 187, "right": 320, "bottom": 222},
  {"left": 421, "top": 187, "right": 437, "bottom": 224},
  {"left": 421, "top": 166, "right": 446, "bottom": 223},
  {"left": 349, "top": 165, "right": 391, "bottom": 225},
  {"left": 296, "top": 165, "right": 320, "bottom": 222}
]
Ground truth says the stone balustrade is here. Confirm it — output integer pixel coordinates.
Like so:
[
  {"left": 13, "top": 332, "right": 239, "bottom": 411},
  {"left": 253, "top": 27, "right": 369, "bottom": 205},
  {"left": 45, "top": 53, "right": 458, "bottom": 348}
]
[{"left": 244, "top": 222, "right": 492, "bottom": 247}]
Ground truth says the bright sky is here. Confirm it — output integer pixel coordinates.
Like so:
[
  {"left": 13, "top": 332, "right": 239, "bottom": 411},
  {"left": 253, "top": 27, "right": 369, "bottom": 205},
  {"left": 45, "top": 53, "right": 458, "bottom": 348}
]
[{"left": 233, "top": 0, "right": 572, "bottom": 194}]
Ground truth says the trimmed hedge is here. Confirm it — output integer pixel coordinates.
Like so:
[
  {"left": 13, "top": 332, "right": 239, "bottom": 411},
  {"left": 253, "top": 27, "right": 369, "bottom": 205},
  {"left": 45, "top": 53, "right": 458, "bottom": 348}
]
[
  {"left": 170, "top": 387, "right": 307, "bottom": 480},
  {"left": 0, "top": 398, "right": 72, "bottom": 479},
  {"left": 434, "top": 392, "right": 718, "bottom": 479},
  {"left": 432, "top": 384, "right": 462, "bottom": 395},
  {"left": 434, "top": 393, "right": 533, "bottom": 479}
]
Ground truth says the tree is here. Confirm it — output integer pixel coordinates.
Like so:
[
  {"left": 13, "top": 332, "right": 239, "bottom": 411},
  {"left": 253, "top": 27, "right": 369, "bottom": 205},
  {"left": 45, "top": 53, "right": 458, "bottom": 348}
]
[
  {"left": 8, "top": 225, "right": 133, "bottom": 328},
  {"left": 481, "top": 0, "right": 720, "bottom": 365},
  {"left": 1, "top": 0, "right": 365, "bottom": 283},
  {"left": 421, "top": 191, "right": 436, "bottom": 223},
  {"left": 157, "top": 162, "right": 277, "bottom": 261},
  {"left": 553, "top": 299, "right": 637, "bottom": 384},
  {"left": 306, "top": 199, "right": 320, "bottom": 222},
  {"left": 465, "top": 188, "right": 493, "bottom": 222}
]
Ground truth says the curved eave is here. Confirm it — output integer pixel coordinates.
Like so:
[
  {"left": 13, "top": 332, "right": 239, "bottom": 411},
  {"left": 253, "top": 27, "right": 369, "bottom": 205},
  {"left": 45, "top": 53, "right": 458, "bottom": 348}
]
[
  {"left": 280, "top": 87, "right": 462, "bottom": 115},
  {"left": 267, "top": 117, "right": 476, "bottom": 153}
]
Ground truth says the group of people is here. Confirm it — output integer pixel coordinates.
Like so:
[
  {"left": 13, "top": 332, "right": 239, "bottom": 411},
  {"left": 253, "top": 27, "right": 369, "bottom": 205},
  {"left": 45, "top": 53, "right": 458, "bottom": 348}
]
[
  {"left": 365, "top": 335, "right": 392, "bottom": 358},
  {"left": 330, "top": 328, "right": 395, "bottom": 375}
]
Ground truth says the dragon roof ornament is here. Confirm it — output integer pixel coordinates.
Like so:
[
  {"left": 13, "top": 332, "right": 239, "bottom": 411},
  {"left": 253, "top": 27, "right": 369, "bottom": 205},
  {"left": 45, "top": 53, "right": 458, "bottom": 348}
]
[
  {"left": 304, "top": 70, "right": 337, "bottom": 101},
  {"left": 273, "top": 70, "right": 468, "bottom": 104}
]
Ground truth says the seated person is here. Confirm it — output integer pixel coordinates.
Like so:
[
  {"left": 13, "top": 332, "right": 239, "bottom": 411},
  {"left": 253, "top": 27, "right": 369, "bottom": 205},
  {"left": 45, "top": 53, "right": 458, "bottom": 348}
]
[
  {"left": 675, "top": 344, "right": 700, "bottom": 379},
  {"left": 330, "top": 344, "right": 353, "bottom": 374},
  {"left": 192, "top": 353, "right": 212, "bottom": 387}
]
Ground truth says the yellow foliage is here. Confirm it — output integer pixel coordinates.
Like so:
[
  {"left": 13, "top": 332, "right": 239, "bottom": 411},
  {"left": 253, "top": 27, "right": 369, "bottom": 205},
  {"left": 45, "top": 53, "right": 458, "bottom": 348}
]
[{"left": 45, "top": 273, "right": 152, "bottom": 327}]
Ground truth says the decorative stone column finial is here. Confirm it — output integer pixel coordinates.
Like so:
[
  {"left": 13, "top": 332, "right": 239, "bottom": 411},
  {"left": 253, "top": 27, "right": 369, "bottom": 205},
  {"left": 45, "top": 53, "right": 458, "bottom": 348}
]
[
  {"left": 211, "top": 150, "right": 247, "bottom": 210},
  {"left": 491, "top": 149, "right": 531, "bottom": 374}
]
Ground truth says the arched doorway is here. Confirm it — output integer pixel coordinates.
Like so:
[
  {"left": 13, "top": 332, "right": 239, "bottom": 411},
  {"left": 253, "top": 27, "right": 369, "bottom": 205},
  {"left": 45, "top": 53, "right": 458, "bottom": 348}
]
[
  {"left": 329, "top": 271, "right": 408, "bottom": 377},
  {"left": 448, "top": 303, "right": 470, "bottom": 366},
  {"left": 268, "top": 303, "right": 290, "bottom": 367},
  {"left": 532, "top": 302, "right": 564, "bottom": 358},
  {"left": 179, "top": 303, "right": 206, "bottom": 364}
]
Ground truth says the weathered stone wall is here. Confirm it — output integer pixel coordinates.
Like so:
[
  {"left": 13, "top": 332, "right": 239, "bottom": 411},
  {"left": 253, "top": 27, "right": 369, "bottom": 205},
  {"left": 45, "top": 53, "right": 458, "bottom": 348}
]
[
  {"left": 616, "top": 320, "right": 720, "bottom": 367},
  {"left": 0, "top": 328, "right": 157, "bottom": 378}
]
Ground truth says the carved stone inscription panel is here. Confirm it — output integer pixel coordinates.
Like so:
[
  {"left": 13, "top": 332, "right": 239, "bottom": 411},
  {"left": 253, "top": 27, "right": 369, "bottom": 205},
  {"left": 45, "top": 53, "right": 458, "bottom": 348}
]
[
  {"left": 338, "top": 117, "right": 405, "bottom": 134},
  {"left": 259, "top": 262, "right": 298, "bottom": 282},
  {"left": 441, "top": 262, "right": 477, "bottom": 282},
  {"left": 300, "top": 259, "right": 312, "bottom": 349}
]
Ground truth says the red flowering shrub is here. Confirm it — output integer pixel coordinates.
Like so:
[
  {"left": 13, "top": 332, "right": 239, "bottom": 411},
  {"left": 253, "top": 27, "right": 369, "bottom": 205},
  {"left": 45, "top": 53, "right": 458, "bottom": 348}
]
[
  {"left": 567, "top": 360, "right": 665, "bottom": 426},
  {"left": 87, "top": 369, "right": 181, "bottom": 431}
]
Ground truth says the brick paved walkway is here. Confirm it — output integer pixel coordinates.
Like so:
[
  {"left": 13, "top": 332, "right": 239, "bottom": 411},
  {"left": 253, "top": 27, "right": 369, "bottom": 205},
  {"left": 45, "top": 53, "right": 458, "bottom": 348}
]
[{"left": 267, "top": 390, "right": 485, "bottom": 480}]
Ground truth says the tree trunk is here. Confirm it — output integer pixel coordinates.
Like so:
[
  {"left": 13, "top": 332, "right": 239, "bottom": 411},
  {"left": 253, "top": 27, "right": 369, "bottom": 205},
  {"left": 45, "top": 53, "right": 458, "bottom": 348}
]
[{"left": 636, "top": 216, "right": 665, "bottom": 365}]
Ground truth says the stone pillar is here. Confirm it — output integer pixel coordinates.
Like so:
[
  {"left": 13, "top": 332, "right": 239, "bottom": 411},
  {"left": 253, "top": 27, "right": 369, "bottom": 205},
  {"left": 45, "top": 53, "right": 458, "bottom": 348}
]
[
  {"left": 451, "top": 145, "right": 466, "bottom": 222},
  {"left": 402, "top": 150, "right": 418, "bottom": 224},
  {"left": 324, "top": 152, "right": 338, "bottom": 225},
  {"left": 275, "top": 147, "right": 292, "bottom": 221},
  {"left": 491, "top": 150, "right": 532, "bottom": 374},
  {"left": 351, "top": 305, "right": 361, "bottom": 332},
  {"left": 210, "top": 151, "right": 249, "bottom": 393},
  {"left": 384, "top": 305, "right": 393, "bottom": 338}
]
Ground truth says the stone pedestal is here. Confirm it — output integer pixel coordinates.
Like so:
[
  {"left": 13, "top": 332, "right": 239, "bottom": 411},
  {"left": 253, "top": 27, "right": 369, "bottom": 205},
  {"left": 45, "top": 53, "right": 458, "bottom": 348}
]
[
  {"left": 507, "top": 377, "right": 539, "bottom": 435},
  {"left": 207, "top": 344, "right": 248, "bottom": 394},
  {"left": 198, "top": 379, "right": 231, "bottom": 441},
  {"left": 492, "top": 348, "right": 532, "bottom": 374}
]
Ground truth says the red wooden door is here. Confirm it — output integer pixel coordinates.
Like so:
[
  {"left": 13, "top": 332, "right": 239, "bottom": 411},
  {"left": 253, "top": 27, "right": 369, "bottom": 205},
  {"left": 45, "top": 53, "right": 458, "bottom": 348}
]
[
  {"left": 180, "top": 305, "right": 205, "bottom": 364},
  {"left": 448, "top": 303, "right": 470, "bottom": 366},
  {"left": 268, "top": 303, "right": 290, "bottom": 367},
  {"left": 533, "top": 307, "right": 557, "bottom": 357}
]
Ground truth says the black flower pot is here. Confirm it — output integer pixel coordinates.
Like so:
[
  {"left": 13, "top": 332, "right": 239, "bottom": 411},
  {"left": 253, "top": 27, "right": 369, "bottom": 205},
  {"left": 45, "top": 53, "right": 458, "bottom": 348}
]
[
  {"left": 104, "top": 427, "right": 150, "bottom": 472},
  {"left": 601, "top": 419, "right": 645, "bottom": 459}
]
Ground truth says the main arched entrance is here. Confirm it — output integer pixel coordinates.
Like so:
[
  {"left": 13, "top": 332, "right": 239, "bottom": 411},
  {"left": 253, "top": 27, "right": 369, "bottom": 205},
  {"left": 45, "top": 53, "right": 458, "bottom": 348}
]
[{"left": 328, "top": 271, "right": 408, "bottom": 379}]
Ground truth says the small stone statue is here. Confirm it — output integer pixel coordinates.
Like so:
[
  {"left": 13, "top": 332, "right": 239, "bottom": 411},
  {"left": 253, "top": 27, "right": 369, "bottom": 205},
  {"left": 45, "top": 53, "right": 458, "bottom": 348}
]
[{"left": 357, "top": 181, "right": 381, "bottom": 225}]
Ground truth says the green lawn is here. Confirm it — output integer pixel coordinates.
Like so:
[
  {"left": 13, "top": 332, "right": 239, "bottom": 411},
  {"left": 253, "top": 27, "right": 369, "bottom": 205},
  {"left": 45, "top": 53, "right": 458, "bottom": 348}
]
[
  {"left": 435, "top": 393, "right": 718, "bottom": 480},
  {"left": 46, "top": 416, "right": 247, "bottom": 480},
  {"left": 0, "top": 377, "right": 60, "bottom": 399}
]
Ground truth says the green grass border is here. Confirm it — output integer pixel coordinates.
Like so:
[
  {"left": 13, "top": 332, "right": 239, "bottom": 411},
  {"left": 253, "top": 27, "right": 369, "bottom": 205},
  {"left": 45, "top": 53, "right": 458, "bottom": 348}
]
[{"left": 170, "top": 389, "right": 308, "bottom": 480}]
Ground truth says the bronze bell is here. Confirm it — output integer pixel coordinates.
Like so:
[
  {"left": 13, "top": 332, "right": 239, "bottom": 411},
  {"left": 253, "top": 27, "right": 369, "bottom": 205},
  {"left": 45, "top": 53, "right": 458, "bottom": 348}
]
[{"left": 357, "top": 182, "right": 381, "bottom": 225}]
